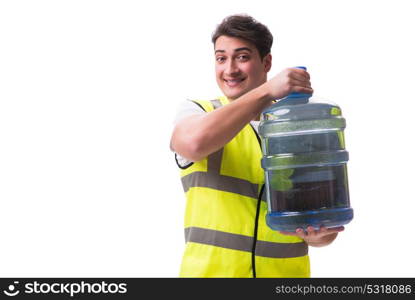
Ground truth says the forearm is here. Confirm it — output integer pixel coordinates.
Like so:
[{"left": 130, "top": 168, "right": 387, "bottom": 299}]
[
  {"left": 193, "top": 86, "right": 271, "bottom": 157},
  {"left": 171, "top": 84, "right": 272, "bottom": 161}
]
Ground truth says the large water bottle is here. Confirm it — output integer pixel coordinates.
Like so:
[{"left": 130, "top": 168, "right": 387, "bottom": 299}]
[{"left": 259, "top": 67, "right": 353, "bottom": 232}]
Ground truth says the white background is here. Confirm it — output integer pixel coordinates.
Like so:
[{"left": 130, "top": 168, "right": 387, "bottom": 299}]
[{"left": 1, "top": 0, "right": 414, "bottom": 277}]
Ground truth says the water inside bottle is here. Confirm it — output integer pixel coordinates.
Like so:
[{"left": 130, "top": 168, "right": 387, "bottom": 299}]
[{"left": 268, "top": 165, "right": 350, "bottom": 212}]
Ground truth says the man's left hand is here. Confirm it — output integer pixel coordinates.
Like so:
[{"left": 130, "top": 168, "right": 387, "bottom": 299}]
[{"left": 279, "top": 226, "right": 344, "bottom": 247}]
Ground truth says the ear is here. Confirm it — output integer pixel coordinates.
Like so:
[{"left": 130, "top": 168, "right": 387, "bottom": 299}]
[{"left": 263, "top": 53, "right": 272, "bottom": 73}]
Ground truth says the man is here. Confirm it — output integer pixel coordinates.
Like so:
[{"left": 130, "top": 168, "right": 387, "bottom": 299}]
[{"left": 170, "top": 14, "right": 344, "bottom": 277}]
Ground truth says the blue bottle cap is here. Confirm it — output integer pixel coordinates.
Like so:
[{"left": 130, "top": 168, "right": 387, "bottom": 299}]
[{"left": 294, "top": 66, "right": 307, "bottom": 70}]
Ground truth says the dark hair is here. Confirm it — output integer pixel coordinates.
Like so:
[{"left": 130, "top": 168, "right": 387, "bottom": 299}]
[{"left": 212, "top": 14, "right": 273, "bottom": 60}]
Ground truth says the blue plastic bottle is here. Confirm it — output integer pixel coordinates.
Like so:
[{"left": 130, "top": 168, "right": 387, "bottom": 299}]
[{"left": 259, "top": 67, "right": 353, "bottom": 232}]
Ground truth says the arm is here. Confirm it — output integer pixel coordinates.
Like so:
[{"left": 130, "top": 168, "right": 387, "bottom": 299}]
[{"left": 170, "top": 68, "right": 312, "bottom": 162}]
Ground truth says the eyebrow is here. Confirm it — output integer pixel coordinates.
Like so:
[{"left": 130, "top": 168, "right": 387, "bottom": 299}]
[{"left": 215, "top": 47, "right": 253, "bottom": 54}]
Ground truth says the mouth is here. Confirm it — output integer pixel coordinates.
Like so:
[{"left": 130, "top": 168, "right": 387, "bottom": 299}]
[{"left": 224, "top": 77, "right": 246, "bottom": 87}]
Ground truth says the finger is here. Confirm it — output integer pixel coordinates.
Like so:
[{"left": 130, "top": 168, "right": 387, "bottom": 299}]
[
  {"left": 326, "top": 226, "right": 345, "bottom": 234},
  {"left": 292, "top": 86, "right": 314, "bottom": 94},
  {"left": 290, "top": 68, "right": 311, "bottom": 80},
  {"left": 292, "top": 73, "right": 311, "bottom": 84},
  {"left": 289, "top": 79, "right": 312, "bottom": 88},
  {"left": 278, "top": 231, "right": 297, "bottom": 236},
  {"left": 295, "top": 228, "right": 307, "bottom": 239},
  {"left": 319, "top": 226, "right": 328, "bottom": 234},
  {"left": 290, "top": 74, "right": 309, "bottom": 83},
  {"left": 306, "top": 226, "right": 317, "bottom": 236}
]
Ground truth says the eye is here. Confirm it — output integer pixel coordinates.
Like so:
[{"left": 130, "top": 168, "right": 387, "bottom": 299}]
[
  {"left": 216, "top": 56, "right": 226, "bottom": 63},
  {"left": 237, "top": 54, "right": 249, "bottom": 61}
]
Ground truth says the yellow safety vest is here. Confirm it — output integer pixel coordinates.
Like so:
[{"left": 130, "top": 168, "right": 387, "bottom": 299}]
[{"left": 176, "top": 96, "right": 310, "bottom": 277}]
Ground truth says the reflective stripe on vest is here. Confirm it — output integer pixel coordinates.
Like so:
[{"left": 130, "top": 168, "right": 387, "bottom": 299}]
[
  {"left": 177, "top": 97, "right": 310, "bottom": 278},
  {"left": 185, "top": 226, "right": 308, "bottom": 259},
  {"left": 181, "top": 147, "right": 263, "bottom": 201}
]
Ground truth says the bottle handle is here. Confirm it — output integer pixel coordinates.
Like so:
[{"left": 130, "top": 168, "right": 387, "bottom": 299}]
[
  {"left": 274, "top": 66, "right": 311, "bottom": 106},
  {"left": 288, "top": 66, "right": 311, "bottom": 98}
]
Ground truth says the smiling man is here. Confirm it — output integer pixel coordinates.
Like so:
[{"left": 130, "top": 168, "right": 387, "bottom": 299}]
[
  {"left": 215, "top": 37, "right": 270, "bottom": 101},
  {"left": 170, "top": 14, "right": 343, "bottom": 278}
]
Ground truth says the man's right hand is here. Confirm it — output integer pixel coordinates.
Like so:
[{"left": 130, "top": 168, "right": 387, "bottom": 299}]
[{"left": 263, "top": 68, "right": 313, "bottom": 100}]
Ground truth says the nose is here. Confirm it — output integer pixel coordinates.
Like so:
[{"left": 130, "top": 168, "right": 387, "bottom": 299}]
[{"left": 224, "top": 59, "right": 240, "bottom": 77}]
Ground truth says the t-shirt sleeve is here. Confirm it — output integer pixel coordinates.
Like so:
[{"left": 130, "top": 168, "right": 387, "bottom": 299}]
[
  {"left": 173, "top": 100, "right": 206, "bottom": 125},
  {"left": 172, "top": 100, "right": 206, "bottom": 167}
]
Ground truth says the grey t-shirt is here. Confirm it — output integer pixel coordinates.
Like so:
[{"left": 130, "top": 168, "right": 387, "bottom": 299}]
[{"left": 172, "top": 100, "right": 260, "bottom": 167}]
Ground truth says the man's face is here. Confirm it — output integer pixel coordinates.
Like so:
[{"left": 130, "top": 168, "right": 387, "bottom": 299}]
[{"left": 214, "top": 35, "right": 271, "bottom": 101}]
